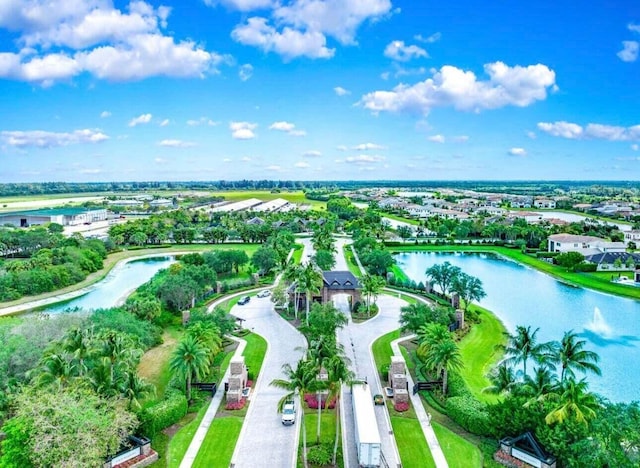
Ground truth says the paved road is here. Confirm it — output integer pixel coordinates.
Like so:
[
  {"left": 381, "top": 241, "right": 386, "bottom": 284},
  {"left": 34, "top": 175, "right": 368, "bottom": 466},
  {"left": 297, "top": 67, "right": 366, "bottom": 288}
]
[{"left": 229, "top": 294, "right": 307, "bottom": 468}]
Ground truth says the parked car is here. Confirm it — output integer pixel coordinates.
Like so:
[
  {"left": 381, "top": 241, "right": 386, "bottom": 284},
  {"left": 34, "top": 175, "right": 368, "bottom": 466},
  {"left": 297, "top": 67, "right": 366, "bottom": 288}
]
[
  {"left": 256, "top": 290, "right": 271, "bottom": 298},
  {"left": 237, "top": 296, "right": 250, "bottom": 305},
  {"left": 282, "top": 401, "right": 296, "bottom": 425},
  {"left": 373, "top": 394, "right": 384, "bottom": 405}
]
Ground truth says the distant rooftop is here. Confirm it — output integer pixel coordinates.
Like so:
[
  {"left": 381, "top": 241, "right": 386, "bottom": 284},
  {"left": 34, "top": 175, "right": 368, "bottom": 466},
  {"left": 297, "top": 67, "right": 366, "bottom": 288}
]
[{"left": 0, "top": 207, "right": 105, "bottom": 217}]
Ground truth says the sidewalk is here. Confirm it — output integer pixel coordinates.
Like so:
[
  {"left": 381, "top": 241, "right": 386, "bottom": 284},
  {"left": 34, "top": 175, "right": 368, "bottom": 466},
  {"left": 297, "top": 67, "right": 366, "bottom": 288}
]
[{"left": 390, "top": 336, "right": 448, "bottom": 468}]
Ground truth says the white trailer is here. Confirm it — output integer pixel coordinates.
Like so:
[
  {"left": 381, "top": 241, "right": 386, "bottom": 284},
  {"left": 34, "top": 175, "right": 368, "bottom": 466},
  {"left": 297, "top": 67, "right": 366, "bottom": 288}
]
[{"left": 352, "top": 383, "right": 382, "bottom": 467}]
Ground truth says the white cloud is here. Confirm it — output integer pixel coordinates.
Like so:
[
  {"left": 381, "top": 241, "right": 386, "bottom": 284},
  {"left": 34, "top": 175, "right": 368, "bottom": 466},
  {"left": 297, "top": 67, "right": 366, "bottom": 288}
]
[
  {"left": 345, "top": 154, "right": 384, "bottom": 164},
  {"left": 1, "top": 128, "right": 108, "bottom": 148},
  {"left": 303, "top": 150, "right": 322, "bottom": 157},
  {"left": 508, "top": 147, "right": 527, "bottom": 156},
  {"left": 155, "top": 157, "right": 167, "bottom": 163},
  {"left": 336, "top": 145, "right": 348, "bottom": 151},
  {"left": 128, "top": 113, "right": 152, "bottom": 127},
  {"left": 266, "top": 164, "right": 282, "bottom": 171},
  {"left": 629, "top": 23, "right": 640, "bottom": 34},
  {"left": 414, "top": 32, "right": 441, "bottom": 43},
  {"left": 537, "top": 121, "right": 640, "bottom": 141},
  {"left": 294, "top": 161, "right": 310, "bottom": 168},
  {"left": 269, "top": 120, "right": 306, "bottom": 136},
  {"left": 631, "top": 144, "right": 639, "bottom": 151},
  {"left": 230, "top": 121, "right": 257, "bottom": 139},
  {"left": 617, "top": 41, "right": 639, "bottom": 62},
  {"left": 453, "top": 135, "right": 469, "bottom": 142},
  {"left": 204, "top": 0, "right": 274, "bottom": 12},
  {"left": 232, "top": 17, "right": 334, "bottom": 60},
  {"left": 187, "top": 117, "right": 218, "bottom": 126},
  {"left": 428, "top": 134, "right": 445, "bottom": 143},
  {"left": 353, "top": 143, "right": 385, "bottom": 150},
  {"left": 334, "top": 86, "right": 350, "bottom": 96},
  {"left": 526, "top": 131, "right": 536, "bottom": 139},
  {"left": 384, "top": 40, "right": 428, "bottom": 62},
  {"left": 158, "top": 139, "right": 195, "bottom": 147},
  {"left": 241, "top": 156, "right": 252, "bottom": 161},
  {"left": 223, "top": 157, "right": 232, "bottom": 162},
  {"left": 159, "top": 119, "right": 170, "bottom": 126},
  {"left": 360, "top": 62, "right": 556, "bottom": 115},
  {"left": 239, "top": 63, "right": 253, "bottom": 81},
  {"left": 100, "top": 110, "right": 111, "bottom": 118}
]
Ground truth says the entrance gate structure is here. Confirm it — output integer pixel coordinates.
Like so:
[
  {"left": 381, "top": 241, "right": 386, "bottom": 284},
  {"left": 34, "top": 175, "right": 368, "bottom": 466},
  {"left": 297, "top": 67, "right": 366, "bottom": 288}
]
[{"left": 320, "top": 271, "right": 361, "bottom": 311}]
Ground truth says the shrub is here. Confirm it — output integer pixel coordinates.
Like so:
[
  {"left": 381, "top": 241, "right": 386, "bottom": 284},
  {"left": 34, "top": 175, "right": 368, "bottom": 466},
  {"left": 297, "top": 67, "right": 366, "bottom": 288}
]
[
  {"left": 307, "top": 444, "right": 332, "bottom": 466},
  {"left": 139, "top": 389, "right": 188, "bottom": 435},
  {"left": 446, "top": 394, "right": 490, "bottom": 435},
  {"left": 304, "top": 394, "right": 336, "bottom": 409},
  {"left": 573, "top": 262, "right": 597, "bottom": 272},
  {"left": 225, "top": 398, "right": 247, "bottom": 410},
  {"left": 394, "top": 401, "right": 410, "bottom": 412}
]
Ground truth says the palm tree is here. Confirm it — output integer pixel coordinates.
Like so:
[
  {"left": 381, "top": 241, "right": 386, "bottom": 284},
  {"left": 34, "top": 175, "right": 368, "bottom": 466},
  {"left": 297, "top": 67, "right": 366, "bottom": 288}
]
[
  {"left": 503, "top": 326, "right": 551, "bottom": 379},
  {"left": 361, "top": 274, "right": 386, "bottom": 317},
  {"left": 122, "top": 371, "right": 156, "bottom": 410},
  {"left": 61, "top": 327, "right": 93, "bottom": 376},
  {"left": 187, "top": 322, "right": 222, "bottom": 362},
  {"left": 548, "top": 330, "right": 601, "bottom": 383},
  {"left": 483, "top": 363, "right": 517, "bottom": 396},
  {"left": 33, "top": 351, "right": 77, "bottom": 389},
  {"left": 170, "top": 336, "right": 211, "bottom": 401},
  {"left": 324, "top": 355, "right": 354, "bottom": 465},
  {"left": 271, "top": 359, "right": 318, "bottom": 468},
  {"left": 522, "top": 366, "right": 558, "bottom": 406},
  {"left": 283, "top": 263, "right": 303, "bottom": 319},
  {"left": 545, "top": 378, "right": 601, "bottom": 426},
  {"left": 417, "top": 323, "right": 451, "bottom": 364},
  {"left": 298, "top": 263, "right": 323, "bottom": 326},
  {"left": 422, "top": 338, "right": 463, "bottom": 396}
]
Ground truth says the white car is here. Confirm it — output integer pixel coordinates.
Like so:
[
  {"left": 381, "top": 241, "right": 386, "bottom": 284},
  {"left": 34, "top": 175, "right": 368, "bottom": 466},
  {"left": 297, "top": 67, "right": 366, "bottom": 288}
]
[
  {"left": 256, "top": 290, "right": 271, "bottom": 298},
  {"left": 281, "top": 401, "right": 296, "bottom": 425}
]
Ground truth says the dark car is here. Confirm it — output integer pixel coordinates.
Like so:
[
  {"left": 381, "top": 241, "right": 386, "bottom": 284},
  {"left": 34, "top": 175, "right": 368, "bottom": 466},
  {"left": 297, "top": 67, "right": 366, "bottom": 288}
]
[
  {"left": 373, "top": 394, "right": 384, "bottom": 405},
  {"left": 237, "top": 296, "right": 250, "bottom": 305}
]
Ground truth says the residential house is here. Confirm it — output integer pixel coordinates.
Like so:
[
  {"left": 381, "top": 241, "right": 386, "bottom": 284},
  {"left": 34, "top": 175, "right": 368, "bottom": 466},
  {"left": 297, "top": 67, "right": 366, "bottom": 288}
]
[{"left": 534, "top": 198, "right": 556, "bottom": 209}]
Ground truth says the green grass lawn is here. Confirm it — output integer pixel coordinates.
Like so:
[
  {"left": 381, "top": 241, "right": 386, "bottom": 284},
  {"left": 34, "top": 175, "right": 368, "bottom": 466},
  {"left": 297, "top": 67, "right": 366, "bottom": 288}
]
[
  {"left": 343, "top": 245, "right": 362, "bottom": 277},
  {"left": 433, "top": 422, "right": 482, "bottom": 468},
  {"left": 167, "top": 398, "right": 212, "bottom": 468},
  {"left": 381, "top": 213, "right": 421, "bottom": 226},
  {"left": 242, "top": 333, "right": 268, "bottom": 381},
  {"left": 291, "top": 244, "right": 304, "bottom": 265},
  {"left": 457, "top": 307, "right": 506, "bottom": 404},
  {"left": 388, "top": 244, "right": 640, "bottom": 300},
  {"left": 371, "top": 329, "right": 401, "bottom": 378},
  {"left": 390, "top": 418, "right": 435, "bottom": 468},
  {"left": 138, "top": 326, "right": 183, "bottom": 400},
  {"left": 191, "top": 417, "right": 243, "bottom": 468}
]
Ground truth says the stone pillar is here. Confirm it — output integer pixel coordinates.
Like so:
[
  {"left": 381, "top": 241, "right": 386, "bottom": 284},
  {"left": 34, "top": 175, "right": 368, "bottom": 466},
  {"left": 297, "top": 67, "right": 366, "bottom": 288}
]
[
  {"left": 455, "top": 309, "right": 465, "bottom": 329},
  {"left": 635, "top": 266, "right": 640, "bottom": 283},
  {"left": 181, "top": 310, "right": 190, "bottom": 326},
  {"left": 216, "top": 281, "right": 223, "bottom": 294},
  {"left": 451, "top": 292, "right": 460, "bottom": 309},
  {"left": 424, "top": 281, "right": 432, "bottom": 294}
]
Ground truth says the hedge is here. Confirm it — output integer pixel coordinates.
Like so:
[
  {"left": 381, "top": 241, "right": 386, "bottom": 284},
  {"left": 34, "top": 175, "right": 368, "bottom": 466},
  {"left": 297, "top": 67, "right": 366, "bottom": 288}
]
[
  {"left": 139, "top": 389, "right": 188, "bottom": 435},
  {"left": 573, "top": 262, "right": 598, "bottom": 272},
  {"left": 445, "top": 394, "right": 491, "bottom": 435}
]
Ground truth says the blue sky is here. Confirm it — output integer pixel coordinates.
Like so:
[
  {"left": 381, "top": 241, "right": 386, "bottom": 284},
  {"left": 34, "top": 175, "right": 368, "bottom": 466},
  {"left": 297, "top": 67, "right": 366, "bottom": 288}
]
[{"left": 0, "top": 0, "right": 638, "bottom": 182}]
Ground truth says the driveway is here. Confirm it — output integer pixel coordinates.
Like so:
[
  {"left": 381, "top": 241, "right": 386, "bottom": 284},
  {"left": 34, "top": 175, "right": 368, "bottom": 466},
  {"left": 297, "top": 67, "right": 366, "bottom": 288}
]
[{"left": 229, "top": 294, "right": 307, "bottom": 468}]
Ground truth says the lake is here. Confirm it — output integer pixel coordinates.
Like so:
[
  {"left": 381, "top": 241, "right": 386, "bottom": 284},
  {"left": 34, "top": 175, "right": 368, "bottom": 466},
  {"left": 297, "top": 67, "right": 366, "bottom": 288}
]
[{"left": 395, "top": 251, "right": 640, "bottom": 403}]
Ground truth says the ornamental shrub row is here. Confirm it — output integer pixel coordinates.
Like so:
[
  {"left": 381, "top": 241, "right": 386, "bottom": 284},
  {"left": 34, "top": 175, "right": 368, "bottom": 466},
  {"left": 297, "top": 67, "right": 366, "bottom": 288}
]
[
  {"left": 445, "top": 394, "right": 490, "bottom": 435},
  {"left": 139, "top": 388, "right": 188, "bottom": 435}
]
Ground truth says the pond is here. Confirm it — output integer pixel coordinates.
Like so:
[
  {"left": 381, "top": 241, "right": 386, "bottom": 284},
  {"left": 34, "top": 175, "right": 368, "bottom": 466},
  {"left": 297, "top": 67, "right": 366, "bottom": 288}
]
[
  {"left": 43, "top": 256, "right": 175, "bottom": 313},
  {"left": 395, "top": 251, "right": 640, "bottom": 403}
]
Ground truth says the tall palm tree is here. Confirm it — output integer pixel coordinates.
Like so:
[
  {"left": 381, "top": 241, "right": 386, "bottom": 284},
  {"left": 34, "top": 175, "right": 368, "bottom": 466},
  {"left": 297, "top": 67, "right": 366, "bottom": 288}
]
[
  {"left": 170, "top": 336, "right": 211, "bottom": 401},
  {"left": 361, "top": 274, "right": 386, "bottom": 317},
  {"left": 271, "top": 359, "right": 318, "bottom": 468},
  {"left": 422, "top": 338, "right": 464, "bottom": 396},
  {"left": 298, "top": 263, "right": 323, "bottom": 326},
  {"left": 187, "top": 322, "right": 222, "bottom": 362},
  {"left": 324, "top": 355, "right": 354, "bottom": 465},
  {"left": 482, "top": 363, "right": 517, "bottom": 396},
  {"left": 503, "top": 326, "right": 551, "bottom": 379},
  {"left": 549, "top": 330, "right": 601, "bottom": 383},
  {"left": 61, "top": 327, "right": 93, "bottom": 376},
  {"left": 283, "top": 263, "right": 303, "bottom": 319},
  {"left": 417, "top": 323, "right": 451, "bottom": 365},
  {"left": 122, "top": 371, "right": 156, "bottom": 410},
  {"left": 522, "top": 366, "right": 558, "bottom": 406},
  {"left": 545, "top": 378, "right": 601, "bottom": 426},
  {"left": 33, "top": 351, "right": 77, "bottom": 389}
]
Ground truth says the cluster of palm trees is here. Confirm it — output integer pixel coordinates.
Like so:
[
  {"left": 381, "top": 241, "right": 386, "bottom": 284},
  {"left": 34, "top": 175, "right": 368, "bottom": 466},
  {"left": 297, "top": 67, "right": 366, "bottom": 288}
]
[
  {"left": 169, "top": 322, "right": 223, "bottom": 401},
  {"left": 416, "top": 323, "right": 464, "bottom": 396},
  {"left": 487, "top": 325, "right": 602, "bottom": 425},
  {"left": 359, "top": 274, "right": 386, "bottom": 317},
  {"left": 32, "top": 327, "right": 154, "bottom": 409},
  {"left": 271, "top": 302, "right": 353, "bottom": 468},
  {"left": 283, "top": 262, "right": 324, "bottom": 324}
]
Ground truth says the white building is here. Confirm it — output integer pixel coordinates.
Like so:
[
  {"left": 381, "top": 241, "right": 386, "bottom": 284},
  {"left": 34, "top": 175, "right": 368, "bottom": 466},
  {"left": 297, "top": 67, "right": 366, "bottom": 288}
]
[{"left": 548, "top": 234, "right": 626, "bottom": 255}]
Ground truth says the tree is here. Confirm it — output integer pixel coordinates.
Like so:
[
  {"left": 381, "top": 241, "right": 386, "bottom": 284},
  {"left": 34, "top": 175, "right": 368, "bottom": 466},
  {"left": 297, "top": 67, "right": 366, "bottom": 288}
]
[
  {"left": 483, "top": 363, "right": 517, "bottom": 396},
  {"left": 302, "top": 302, "right": 348, "bottom": 343},
  {"left": 556, "top": 251, "right": 585, "bottom": 270},
  {"left": 360, "top": 274, "right": 386, "bottom": 316},
  {"left": 313, "top": 249, "right": 336, "bottom": 271},
  {"left": 399, "top": 303, "right": 454, "bottom": 333},
  {"left": 0, "top": 386, "right": 137, "bottom": 468},
  {"left": 425, "top": 261, "right": 461, "bottom": 295},
  {"left": 548, "top": 330, "right": 601, "bottom": 383},
  {"left": 503, "top": 325, "right": 551, "bottom": 379},
  {"left": 283, "top": 263, "right": 303, "bottom": 319},
  {"left": 324, "top": 354, "right": 354, "bottom": 464},
  {"left": 251, "top": 246, "right": 279, "bottom": 274},
  {"left": 450, "top": 272, "right": 486, "bottom": 312},
  {"left": 545, "top": 378, "right": 601, "bottom": 426},
  {"left": 421, "top": 334, "right": 463, "bottom": 396},
  {"left": 360, "top": 249, "right": 395, "bottom": 276},
  {"left": 298, "top": 263, "right": 323, "bottom": 326},
  {"left": 397, "top": 225, "right": 413, "bottom": 241},
  {"left": 270, "top": 282, "right": 289, "bottom": 310},
  {"left": 170, "top": 336, "right": 210, "bottom": 401}
]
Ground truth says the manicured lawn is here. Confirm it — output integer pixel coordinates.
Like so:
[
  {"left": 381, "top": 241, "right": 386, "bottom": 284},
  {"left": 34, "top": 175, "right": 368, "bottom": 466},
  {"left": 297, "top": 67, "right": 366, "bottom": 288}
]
[
  {"left": 458, "top": 307, "right": 506, "bottom": 404},
  {"left": 387, "top": 244, "right": 640, "bottom": 300},
  {"left": 167, "top": 398, "right": 211, "bottom": 468},
  {"left": 291, "top": 244, "right": 304, "bottom": 265},
  {"left": 242, "top": 333, "right": 268, "bottom": 381},
  {"left": 390, "top": 417, "right": 435, "bottom": 468},
  {"left": 371, "top": 329, "right": 400, "bottom": 378},
  {"left": 191, "top": 417, "right": 243, "bottom": 468},
  {"left": 433, "top": 422, "right": 482, "bottom": 468},
  {"left": 390, "top": 264, "right": 410, "bottom": 283},
  {"left": 138, "top": 327, "right": 183, "bottom": 399},
  {"left": 303, "top": 410, "right": 339, "bottom": 445},
  {"left": 382, "top": 213, "right": 421, "bottom": 226},
  {"left": 586, "top": 270, "right": 633, "bottom": 281},
  {"left": 343, "top": 245, "right": 362, "bottom": 277}
]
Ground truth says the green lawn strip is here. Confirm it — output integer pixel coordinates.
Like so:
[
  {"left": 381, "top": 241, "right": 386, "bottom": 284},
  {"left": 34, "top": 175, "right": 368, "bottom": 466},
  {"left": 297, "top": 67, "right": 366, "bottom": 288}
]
[
  {"left": 390, "top": 264, "right": 410, "bottom": 283},
  {"left": 138, "top": 326, "right": 184, "bottom": 400},
  {"left": 299, "top": 411, "right": 342, "bottom": 467},
  {"left": 371, "top": 329, "right": 401, "bottom": 377},
  {"left": 381, "top": 213, "right": 421, "bottom": 226},
  {"left": 242, "top": 332, "right": 268, "bottom": 381},
  {"left": 457, "top": 307, "right": 506, "bottom": 404},
  {"left": 191, "top": 417, "right": 243, "bottom": 468},
  {"left": 586, "top": 270, "right": 634, "bottom": 281},
  {"left": 343, "top": 245, "right": 362, "bottom": 277},
  {"left": 387, "top": 244, "right": 640, "bottom": 300},
  {"left": 432, "top": 422, "right": 482, "bottom": 468},
  {"left": 291, "top": 244, "right": 304, "bottom": 265},
  {"left": 390, "top": 417, "right": 436, "bottom": 468},
  {"left": 167, "top": 398, "right": 212, "bottom": 468}
]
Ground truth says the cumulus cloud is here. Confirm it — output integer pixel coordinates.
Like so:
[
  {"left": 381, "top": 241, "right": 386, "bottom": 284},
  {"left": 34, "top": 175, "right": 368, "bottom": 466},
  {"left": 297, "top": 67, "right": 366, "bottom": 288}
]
[
  {"left": 336, "top": 145, "right": 348, "bottom": 151},
  {"left": 353, "top": 142, "right": 385, "bottom": 150},
  {"left": 303, "top": 150, "right": 322, "bottom": 157},
  {"left": 384, "top": 40, "right": 428, "bottom": 62},
  {"left": 239, "top": 63, "right": 253, "bottom": 81},
  {"left": 617, "top": 41, "right": 639, "bottom": 62},
  {"left": 345, "top": 154, "right": 384, "bottom": 164},
  {"left": 428, "top": 134, "right": 445, "bottom": 143},
  {"left": 187, "top": 117, "right": 218, "bottom": 126},
  {"left": 128, "top": 113, "right": 152, "bottom": 127},
  {"left": 414, "top": 32, "right": 441, "bottom": 43},
  {"left": 158, "top": 139, "right": 195, "bottom": 147},
  {"left": 360, "top": 62, "right": 556, "bottom": 115},
  {"left": 537, "top": 121, "right": 640, "bottom": 141},
  {"left": 508, "top": 147, "right": 527, "bottom": 156},
  {"left": 629, "top": 23, "right": 640, "bottom": 33},
  {"left": 269, "top": 121, "right": 306, "bottom": 136},
  {"left": 294, "top": 161, "right": 310, "bottom": 168},
  {"left": 230, "top": 121, "right": 257, "bottom": 139},
  {"left": 0, "top": 1, "right": 227, "bottom": 85},
  {"left": 204, "top": 0, "right": 274, "bottom": 11},
  {"left": 266, "top": 164, "right": 282, "bottom": 171},
  {"left": 232, "top": 17, "right": 334, "bottom": 60},
  {"left": 334, "top": 86, "right": 350, "bottom": 96},
  {"left": 526, "top": 131, "right": 536, "bottom": 139},
  {"left": 100, "top": 110, "right": 111, "bottom": 118},
  {"left": 159, "top": 119, "right": 170, "bottom": 126},
  {"left": 453, "top": 135, "right": 469, "bottom": 142},
  {"left": 1, "top": 128, "right": 108, "bottom": 147}
]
